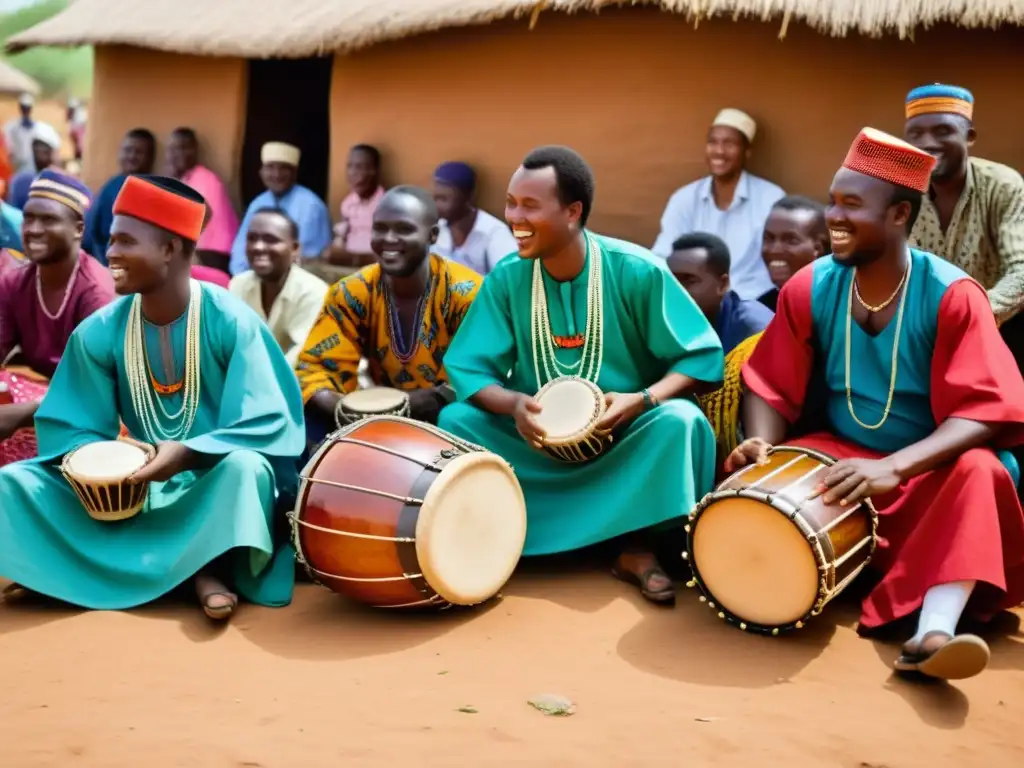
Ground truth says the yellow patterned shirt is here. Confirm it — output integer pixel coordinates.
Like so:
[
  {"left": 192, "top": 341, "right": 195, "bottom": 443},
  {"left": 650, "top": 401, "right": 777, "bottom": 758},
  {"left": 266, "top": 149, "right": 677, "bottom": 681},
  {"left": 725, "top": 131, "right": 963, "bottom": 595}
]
[
  {"left": 910, "top": 157, "right": 1024, "bottom": 323},
  {"left": 296, "top": 254, "right": 482, "bottom": 402}
]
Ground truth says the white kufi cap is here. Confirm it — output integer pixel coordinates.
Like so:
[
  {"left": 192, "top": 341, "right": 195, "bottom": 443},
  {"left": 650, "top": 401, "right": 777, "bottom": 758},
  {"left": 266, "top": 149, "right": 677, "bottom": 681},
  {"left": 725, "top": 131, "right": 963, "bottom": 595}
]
[
  {"left": 261, "top": 141, "right": 301, "bottom": 167},
  {"left": 712, "top": 108, "right": 756, "bottom": 143}
]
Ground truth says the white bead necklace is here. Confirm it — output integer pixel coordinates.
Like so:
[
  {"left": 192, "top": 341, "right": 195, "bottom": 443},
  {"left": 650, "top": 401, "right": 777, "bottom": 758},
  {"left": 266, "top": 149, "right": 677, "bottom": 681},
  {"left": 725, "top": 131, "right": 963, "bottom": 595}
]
[
  {"left": 530, "top": 231, "right": 604, "bottom": 389},
  {"left": 36, "top": 256, "right": 82, "bottom": 321},
  {"left": 124, "top": 279, "right": 203, "bottom": 443}
]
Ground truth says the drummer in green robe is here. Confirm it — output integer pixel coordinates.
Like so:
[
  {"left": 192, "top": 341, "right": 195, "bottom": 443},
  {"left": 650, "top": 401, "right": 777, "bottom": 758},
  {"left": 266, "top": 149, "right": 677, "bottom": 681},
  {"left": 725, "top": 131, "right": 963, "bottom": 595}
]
[
  {"left": 438, "top": 146, "right": 724, "bottom": 604},
  {"left": 0, "top": 175, "right": 305, "bottom": 621}
]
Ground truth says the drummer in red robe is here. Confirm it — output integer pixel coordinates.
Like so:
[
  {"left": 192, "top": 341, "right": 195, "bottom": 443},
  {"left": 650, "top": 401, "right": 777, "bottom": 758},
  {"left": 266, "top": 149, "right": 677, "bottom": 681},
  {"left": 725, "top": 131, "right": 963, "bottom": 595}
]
[{"left": 731, "top": 127, "right": 1024, "bottom": 681}]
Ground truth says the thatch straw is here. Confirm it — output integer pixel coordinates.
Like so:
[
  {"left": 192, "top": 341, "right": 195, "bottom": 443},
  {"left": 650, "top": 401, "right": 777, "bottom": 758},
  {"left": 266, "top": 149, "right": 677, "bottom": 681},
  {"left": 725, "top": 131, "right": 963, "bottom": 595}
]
[
  {"left": 7, "top": 0, "right": 1024, "bottom": 57},
  {"left": 0, "top": 59, "right": 40, "bottom": 96}
]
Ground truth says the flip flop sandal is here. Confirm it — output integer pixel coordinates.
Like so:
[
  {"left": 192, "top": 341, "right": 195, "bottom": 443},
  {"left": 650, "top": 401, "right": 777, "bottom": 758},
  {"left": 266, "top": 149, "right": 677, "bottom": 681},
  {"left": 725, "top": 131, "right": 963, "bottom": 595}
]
[
  {"left": 612, "top": 566, "right": 676, "bottom": 605},
  {"left": 1, "top": 583, "right": 31, "bottom": 602},
  {"left": 202, "top": 591, "right": 238, "bottom": 621},
  {"left": 894, "top": 632, "right": 990, "bottom": 680}
]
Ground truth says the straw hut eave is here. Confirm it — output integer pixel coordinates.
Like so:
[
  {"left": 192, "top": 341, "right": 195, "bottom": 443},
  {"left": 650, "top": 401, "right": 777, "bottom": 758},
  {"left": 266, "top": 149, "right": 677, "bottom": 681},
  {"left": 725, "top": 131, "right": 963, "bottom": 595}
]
[{"left": 7, "top": 0, "right": 1024, "bottom": 58}]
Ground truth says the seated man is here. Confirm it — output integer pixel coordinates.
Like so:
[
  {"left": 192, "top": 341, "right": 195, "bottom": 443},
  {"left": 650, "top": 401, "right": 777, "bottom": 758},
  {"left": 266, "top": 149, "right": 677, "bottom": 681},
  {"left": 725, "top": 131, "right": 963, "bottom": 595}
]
[
  {"left": 296, "top": 185, "right": 481, "bottom": 443},
  {"left": 0, "top": 170, "right": 113, "bottom": 465},
  {"left": 438, "top": 146, "right": 723, "bottom": 605},
  {"left": 229, "top": 208, "right": 328, "bottom": 365},
  {"left": 759, "top": 195, "right": 829, "bottom": 311},
  {"left": 734, "top": 128, "right": 1024, "bottom": 680},
  {"left": 667, "top": 232, "right": 773, "bottom": 356},
  {"left": 0, "top": 175, "right": 305, "bottom": 621}
]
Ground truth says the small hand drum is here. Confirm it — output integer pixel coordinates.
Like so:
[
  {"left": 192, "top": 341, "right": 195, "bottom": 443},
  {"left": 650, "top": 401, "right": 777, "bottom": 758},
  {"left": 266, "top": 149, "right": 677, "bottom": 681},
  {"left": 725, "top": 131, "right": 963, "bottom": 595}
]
[
  {"left": 533, "top": 376, "right": 609, "bottom": 462},
  {"left": 335, "top": 387, "right": 411, "bottom": 427},
  {"left": 61, "top": 440, "right": 156, "bottom": 522}
]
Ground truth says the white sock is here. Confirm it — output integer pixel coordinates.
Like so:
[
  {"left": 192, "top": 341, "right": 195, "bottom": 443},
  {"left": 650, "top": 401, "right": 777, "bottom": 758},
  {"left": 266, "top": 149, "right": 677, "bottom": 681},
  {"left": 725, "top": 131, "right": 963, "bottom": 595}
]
[{"left": 912, "top": 580, "right": 976, "bottom": 641}]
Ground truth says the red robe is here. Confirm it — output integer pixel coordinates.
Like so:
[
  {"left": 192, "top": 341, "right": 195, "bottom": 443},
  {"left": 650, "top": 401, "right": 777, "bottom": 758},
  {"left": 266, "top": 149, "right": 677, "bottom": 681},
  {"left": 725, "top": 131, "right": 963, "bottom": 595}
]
[{"left": 742, "top": 260, "right": 1024, "bottom": 629}]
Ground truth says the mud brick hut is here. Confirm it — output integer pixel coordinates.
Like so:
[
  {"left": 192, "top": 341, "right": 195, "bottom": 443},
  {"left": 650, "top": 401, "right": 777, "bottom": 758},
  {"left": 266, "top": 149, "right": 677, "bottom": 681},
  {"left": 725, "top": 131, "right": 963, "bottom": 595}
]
[{"left": 9, "top": 0, "right": 1024, "bottom": 245}]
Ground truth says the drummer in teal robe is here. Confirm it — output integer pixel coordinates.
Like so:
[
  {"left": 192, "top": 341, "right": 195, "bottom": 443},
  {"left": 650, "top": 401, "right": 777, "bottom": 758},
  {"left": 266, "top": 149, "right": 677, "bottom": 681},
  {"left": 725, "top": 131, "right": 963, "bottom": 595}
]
[
  {"left": 0, "top": 174, "right": 305, "bottom": 621},
  {"left": 438, "top": 146, "right": 724, "bottom": 604}
]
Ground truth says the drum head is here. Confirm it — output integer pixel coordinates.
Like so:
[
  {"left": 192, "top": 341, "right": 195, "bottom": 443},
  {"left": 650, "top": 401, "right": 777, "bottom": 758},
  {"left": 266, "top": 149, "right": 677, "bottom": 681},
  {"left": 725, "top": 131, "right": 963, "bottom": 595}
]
[
  {"left": 692, "top": 498, "right": 819, "bottom": 627},
  {"left": 67, "top": 440, "right": 149, "bottom": 481},
  {"left": 415, "top": 452, "right": 526, "bottom": 605},
  {"left": 342, "top": 387, "right": 408, "bottom": 414},
  {"left": 535, "top": 379, "right": 599, "bottom": 440}
]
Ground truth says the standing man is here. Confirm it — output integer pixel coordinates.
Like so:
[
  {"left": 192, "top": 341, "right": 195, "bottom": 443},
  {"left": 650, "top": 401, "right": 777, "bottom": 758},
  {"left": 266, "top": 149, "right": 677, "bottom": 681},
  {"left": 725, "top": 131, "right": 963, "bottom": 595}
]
[
  {"left": 297, "top": 186, "right": 480, "bottom": 442},
  {"left": 230, "top": 142, "right": 332, "bottom": 275},
  {"left": 85, "top": 128, "right": 157, "bottom": 264},
  {"left": 0, "top": 174, "right": 305, "bottom": 620},
  {"left": 904, "top": 84, "right": 1024, "bottom": 368},
  {"left": 229, "top": 208, "right": 327, "bottom": 365},
  {"left": 0, "top": 170, "right": 112, "bottom": 464},
  {"left": 432, "top": 161, "right": 518, "bottom": 275},
  {"left": 735, "top": 128, "right": 1024, "bottom": 681},
  {"left": 667, "top": 232, "right": 773, "bottom": 355},
  {"left": 652, "top": 109, "right": 785, "bottom": 301},
  {"left": 438, "top": 146, "right": 723, "bottom": 605},
  {"left": 3, "top": 93, "right": 48, "bottom": 174},
  {"left": 323, "top": 144, "right": 385, "bottom": 268},
  {"left": 167, "top": 127, "right": 239, "bottom": 275},
  {"left": 759, "top": 195, "right": 829, "bottom": 311},
  {"left": 7, "top": 122, "right": 63, "bottom": 210}
]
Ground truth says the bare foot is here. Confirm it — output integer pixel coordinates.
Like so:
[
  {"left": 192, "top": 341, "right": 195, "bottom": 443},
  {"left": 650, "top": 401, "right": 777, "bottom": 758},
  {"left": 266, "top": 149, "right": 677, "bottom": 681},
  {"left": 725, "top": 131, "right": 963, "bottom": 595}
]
[
  {"left": 194, "top": 573, "right": 238, "bottom": 622},
  {"left": 612, "top": 548, "right": 675, "bottom": 605},
  {"left": 1, "top": 582, "right": 32, "bottom": 603}
]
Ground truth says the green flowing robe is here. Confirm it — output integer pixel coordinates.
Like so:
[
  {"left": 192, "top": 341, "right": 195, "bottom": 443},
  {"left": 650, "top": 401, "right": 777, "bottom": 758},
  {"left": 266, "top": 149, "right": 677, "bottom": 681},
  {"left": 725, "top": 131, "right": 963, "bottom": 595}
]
[
  {"left": 437, "top": 233, "right": 724, "bottom": 555},
  {"left": 0, "top": 283, "right": 306, "bottom": 609}
]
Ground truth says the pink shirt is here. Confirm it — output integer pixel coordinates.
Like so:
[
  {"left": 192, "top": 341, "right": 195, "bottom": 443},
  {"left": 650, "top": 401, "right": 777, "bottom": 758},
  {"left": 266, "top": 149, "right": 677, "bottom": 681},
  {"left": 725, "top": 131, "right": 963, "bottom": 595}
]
[
  {"left": 190, "top": 264, "right": 230, "bottom": 289},
  {"left": 340, "top": 186, "right": 384, "bottom": 255},
  {"left": 182, "top": 164, "right": 240, "bottom": 254}
]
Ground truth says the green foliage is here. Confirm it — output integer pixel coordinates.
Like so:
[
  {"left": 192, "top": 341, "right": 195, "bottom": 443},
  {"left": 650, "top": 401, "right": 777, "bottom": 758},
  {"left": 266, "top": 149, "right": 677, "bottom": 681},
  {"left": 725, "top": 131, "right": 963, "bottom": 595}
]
[{"left": 0, "top": 0, "right": 93, "bottom": 98}]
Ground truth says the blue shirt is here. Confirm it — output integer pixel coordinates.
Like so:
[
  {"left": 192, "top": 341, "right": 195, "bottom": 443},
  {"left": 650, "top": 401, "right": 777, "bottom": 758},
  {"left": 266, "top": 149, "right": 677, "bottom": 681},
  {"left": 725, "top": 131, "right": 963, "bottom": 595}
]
[
  {"left": 652, "top": 171, "right": 785, "bottom": 300},
  {"left": 714, "top": 289, "right": 774, "bottom": 355},
  {"left": 229, "top": 185, "right": 332, "bottom": 275},
  {"left": 85, "top": 174, "right": 128, "bottom": 265},
  {"left": 0, "top": 201, "right": 23, "bottom": 252}
]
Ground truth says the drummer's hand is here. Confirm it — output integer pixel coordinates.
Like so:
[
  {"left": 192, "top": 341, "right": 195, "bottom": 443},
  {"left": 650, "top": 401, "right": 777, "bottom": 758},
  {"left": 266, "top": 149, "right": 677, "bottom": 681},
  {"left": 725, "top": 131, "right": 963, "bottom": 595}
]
[
  {"left": 129, "top": 441, "right": 196, "bottom": 485},
  {"left": 513, "top": 394, "right": 546, "bottom": 450},
  {"left": 723, "top": 437, "right": 772, "bottom": 474},
  {"left": 595, "top": 392, "right": 645, "bottom": 435},
  {"left": 821, "top": 458, "right": 900, "bottom": 506},
  {"left": 0, "top": 404, "right": 23, "bottom": 440}
]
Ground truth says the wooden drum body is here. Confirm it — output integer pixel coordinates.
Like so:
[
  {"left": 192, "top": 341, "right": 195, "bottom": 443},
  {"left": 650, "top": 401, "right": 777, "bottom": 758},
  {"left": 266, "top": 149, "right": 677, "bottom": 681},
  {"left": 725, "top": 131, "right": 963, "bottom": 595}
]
[
  {"left": 534, "top": 376, "right": 609, "bottom": 463},
  {"left": 61, "top": 440, "right": 155, "bottom": 522},
  {"left": 684, "top": 446, "right": 878, "bottom": 635},
  {"left": 291, "top": 416, "right": 527, "bottom": 609}
]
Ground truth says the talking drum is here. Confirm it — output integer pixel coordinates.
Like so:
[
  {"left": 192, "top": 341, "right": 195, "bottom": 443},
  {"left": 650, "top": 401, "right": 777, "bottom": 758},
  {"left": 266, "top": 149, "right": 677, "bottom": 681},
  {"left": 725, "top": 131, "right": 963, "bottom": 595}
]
[
  {"left": 684, "top": 446, "right": 878, "bottom": 634},
  {"left": 61, "top": 440, "right": 156, "bottom": 522},
  {"left": 335, "top": 387, "right": 410, "bottom": 426},
  {"left": 291, "top": 415, "right": 527, "bottom": 609},
  {"left": 533, "top": 376, "right": 609, "bottom": 463}
]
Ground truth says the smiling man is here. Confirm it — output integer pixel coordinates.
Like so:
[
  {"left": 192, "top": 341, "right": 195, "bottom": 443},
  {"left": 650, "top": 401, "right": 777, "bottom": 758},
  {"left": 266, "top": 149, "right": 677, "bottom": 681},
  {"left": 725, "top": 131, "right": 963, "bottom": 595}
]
[
  {"left": 296, "top": 185, "right": 481, "bottom": 441},
  {"left": 733, "top": 128, "right": 1024, "bottom": 681},
  {"left": 229, "top": 208, "right": 328, "bottom": 365},
  {"left": 0, "top": 170, "right": 112, "bottom": 464},
  {"left": 229, "top": 142, "right": 332, "bottom": 275},
  {"left": 0, "top": 174, "right": 305, "bottom": 620},
  {"left": 437, "top": 145, "right": 723, "bottom": 605},
  {"left": 85, "top": 128, "right": 156, "bottom": 264},
  {"left": 652, "top": 109, "right": 785, "bottom": 301},
  {"left": 758, "top": 195, "right": 829, "bottom": 311},
  {"left": 903, "top": 84, "right": 1024, "bottom": 368}
]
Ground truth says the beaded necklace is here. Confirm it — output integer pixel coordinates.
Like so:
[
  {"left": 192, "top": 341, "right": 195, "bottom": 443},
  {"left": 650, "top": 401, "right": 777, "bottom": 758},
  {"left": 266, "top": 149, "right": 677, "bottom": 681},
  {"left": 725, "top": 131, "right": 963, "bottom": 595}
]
[
  {"left": 844, "top": 255, "right": 912, "bottom": 431},
  {"left": 124, "top": 280, "right": 203, "bottom": 443},
  {"left": 383, "top": 268, "right": 435, "bottom": 363},
  {"left": 36, "top": 256, "right": 81, "bottom": 321},
  {"left": 530, "top": 232, "right": 604, "bottom": 390}
]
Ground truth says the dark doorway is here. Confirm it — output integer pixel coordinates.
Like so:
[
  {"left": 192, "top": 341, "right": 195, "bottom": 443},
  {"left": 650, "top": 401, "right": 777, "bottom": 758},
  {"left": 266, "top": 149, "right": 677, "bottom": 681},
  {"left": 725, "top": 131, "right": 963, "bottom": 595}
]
[{"left": 240, "top": 57, "right": 333, "bottom": 207}]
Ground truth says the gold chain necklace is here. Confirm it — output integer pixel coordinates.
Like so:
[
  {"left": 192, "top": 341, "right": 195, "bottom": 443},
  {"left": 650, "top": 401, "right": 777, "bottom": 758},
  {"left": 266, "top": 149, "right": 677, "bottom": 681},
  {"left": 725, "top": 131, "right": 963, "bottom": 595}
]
[
  {"left": 853, "top": 265, "right": 908, "bottom": 312},
  {"left": 844, "top": 256, "right": 912, "bottom": 430}
]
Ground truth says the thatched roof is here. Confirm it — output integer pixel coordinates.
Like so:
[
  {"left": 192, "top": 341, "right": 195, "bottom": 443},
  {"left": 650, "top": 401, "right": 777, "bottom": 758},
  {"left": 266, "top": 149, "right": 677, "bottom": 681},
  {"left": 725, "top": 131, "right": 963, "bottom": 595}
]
[
  {"left": 7, "top": 0, "right": 1024, "bottom": 57},
  {"left": 0, "top": 58, "right": 40, "bottom": 96}
]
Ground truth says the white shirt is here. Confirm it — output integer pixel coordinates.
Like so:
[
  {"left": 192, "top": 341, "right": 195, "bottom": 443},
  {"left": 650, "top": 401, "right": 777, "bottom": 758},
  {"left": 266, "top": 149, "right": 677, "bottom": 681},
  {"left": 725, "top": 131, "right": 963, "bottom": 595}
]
[
  {"left": 435, "top": 208, "right": 518, "bottom": 275},
  {"left": 651, "top": 171, "right": 785, "bottom": 300},
  {"left": 3, "top": 118, "right": 49, "bottom": 174},
  {"left": 228, "top": 265, "right": 329, "bottom": 366}
]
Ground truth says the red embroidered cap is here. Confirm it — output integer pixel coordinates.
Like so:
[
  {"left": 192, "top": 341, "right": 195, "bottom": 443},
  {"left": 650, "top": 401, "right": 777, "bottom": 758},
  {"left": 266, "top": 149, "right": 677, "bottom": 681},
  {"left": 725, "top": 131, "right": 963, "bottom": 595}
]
[{"left": 841, "top": 127, "right": 937, "bottom": 194}]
